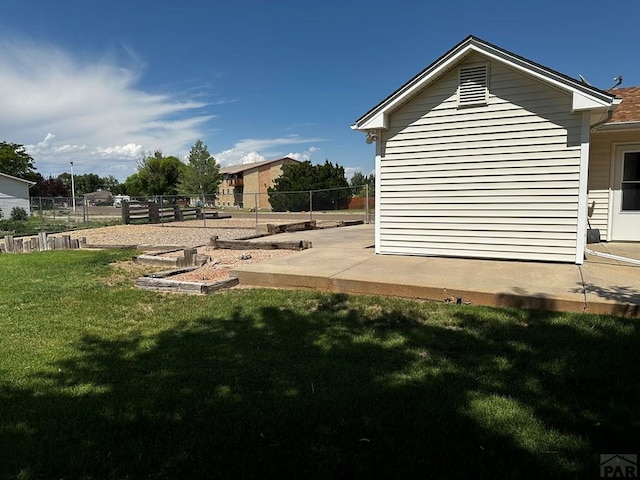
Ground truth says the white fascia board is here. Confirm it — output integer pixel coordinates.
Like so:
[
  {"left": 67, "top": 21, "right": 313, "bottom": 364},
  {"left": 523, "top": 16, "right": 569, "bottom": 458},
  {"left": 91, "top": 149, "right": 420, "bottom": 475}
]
[
  {"left": 0, "top": 172, "right": 35, "bottom": 185},
  {"left": 469, "top": 44, "right": 614, "bottom": 111},
  {"left": 353, "top": 43, "right": 473, "bottom": 130},
  {"left": 352, "top": 112, "right": 388, "bottom": 131},
  {"left": 354, "top": 37, "right": 615, "bottom": 131},
  {"left": 572, "top": 91, "right": 612, "bottom": 112}
]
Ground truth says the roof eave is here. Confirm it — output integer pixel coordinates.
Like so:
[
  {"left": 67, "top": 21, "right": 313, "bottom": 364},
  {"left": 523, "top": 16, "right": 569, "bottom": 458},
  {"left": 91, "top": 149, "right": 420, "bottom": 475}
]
[
  {"left": 351, "top": 112, "right": 388, "bottom": 131},
  {"left": 352, "top": 35, "right": 616, "bottom": 132},
  {"left": 0, "top": 172, "right": 36, "bottom": 186},
  {"left": 353, "top": 37, "right": 474, "bottom": 131},
  {"left": 595, "top": 120, "right": 640, "bottom": 132},
  {"left": 219, "top": 156, "right": 299, "bottom": 175},
  {"left": 572, "top": 91, "right": 615, "bottom": 112}
]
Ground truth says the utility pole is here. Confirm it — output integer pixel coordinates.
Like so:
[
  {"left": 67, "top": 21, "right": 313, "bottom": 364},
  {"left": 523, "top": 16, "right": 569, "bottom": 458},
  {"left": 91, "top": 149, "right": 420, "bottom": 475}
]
[{"left": 70, "top": 161, "right": 76, "bottom": 213}]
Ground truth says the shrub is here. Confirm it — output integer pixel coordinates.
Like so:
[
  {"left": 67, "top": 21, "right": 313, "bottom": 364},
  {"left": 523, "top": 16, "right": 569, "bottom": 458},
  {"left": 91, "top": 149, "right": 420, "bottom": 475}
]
[{"left": 10, "top": 206, "right": 29, "bottom": 221}]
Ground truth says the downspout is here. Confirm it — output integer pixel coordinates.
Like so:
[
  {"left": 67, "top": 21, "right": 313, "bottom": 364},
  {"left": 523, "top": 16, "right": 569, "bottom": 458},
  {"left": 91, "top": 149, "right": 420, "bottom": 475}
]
[
  {"left": 584, "top": 247, "right": 640, "bottom": 266},
  {"left": 590, "top": 107, "right": 615, "bottom": 133}
]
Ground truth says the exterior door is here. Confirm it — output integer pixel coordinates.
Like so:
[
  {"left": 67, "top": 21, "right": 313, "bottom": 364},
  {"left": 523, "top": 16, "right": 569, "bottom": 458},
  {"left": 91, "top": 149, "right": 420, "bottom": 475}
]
[{"left": 611, "top": 146, "right": 640, "bottom": 241}]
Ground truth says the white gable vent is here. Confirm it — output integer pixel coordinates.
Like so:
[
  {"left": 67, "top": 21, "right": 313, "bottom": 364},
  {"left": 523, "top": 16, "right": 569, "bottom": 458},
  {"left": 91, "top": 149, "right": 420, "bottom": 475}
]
[{"left": 458, "top": 63, "right": 489, "bottom": 107}]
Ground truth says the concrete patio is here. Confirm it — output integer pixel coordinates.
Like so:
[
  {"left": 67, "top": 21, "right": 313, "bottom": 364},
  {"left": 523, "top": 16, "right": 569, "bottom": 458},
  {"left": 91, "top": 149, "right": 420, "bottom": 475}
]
[{"left": 232, "top": 224, "right": 640, "bottom": 317}]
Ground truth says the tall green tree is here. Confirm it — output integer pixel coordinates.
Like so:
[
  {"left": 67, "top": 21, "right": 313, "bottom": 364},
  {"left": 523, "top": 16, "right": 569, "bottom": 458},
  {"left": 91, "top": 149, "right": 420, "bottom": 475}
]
[
  {"left": 349, "top": 171, "right": 375, "bottom": 195},
  {"left": 124, "top": 173, "right": 145, "bottom": 196},
  {"left": 56, "top": 172, "right": 124, "bottom": 195},
  {"left": 268, "top": 160, "right": 350, "bottom": 211},
  {"left": 178, "top": 140, "right": 221, "bottom": 196},
  {"left": 0, "top": 142, "right": 37, "bottom": 178},
  {"left": 74, "top": 173, "right": 103, "bottom": 195},
  {"left": 102, "top": 175, "right": 124, "bottom": 194},
  {"left": 32, "top": 175, "right": 69, "bottom": 197},
  {"left": 125, "top": 151, "right": 185, "bottom": 196}
]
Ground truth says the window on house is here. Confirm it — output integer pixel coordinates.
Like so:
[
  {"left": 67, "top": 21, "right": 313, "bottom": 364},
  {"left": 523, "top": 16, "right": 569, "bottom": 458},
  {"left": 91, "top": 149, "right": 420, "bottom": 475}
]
[{"left": 458, "top": 63, "right": 489, "bottom": 107}]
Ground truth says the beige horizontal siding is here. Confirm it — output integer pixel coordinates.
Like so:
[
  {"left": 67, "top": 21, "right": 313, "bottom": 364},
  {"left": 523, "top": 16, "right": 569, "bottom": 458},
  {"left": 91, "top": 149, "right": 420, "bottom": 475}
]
[
  {"left": 382, "top": 149, "right": 580, "bottom": 165},
  {"left": 383, "top": 152, "right": 579, "bottom": 167},
  {"left": 379, "top": 55, "right": 582, "bottom": 263},
  {"left": 384, "top": 191, "right": 577, "bottom": 201},
  {"left": 382, "top": 233, "right": 577, "bottom": 246},
  {"left": 587, "top": 130, "right": 640, "bottom": 241},
  {"left": 381, "top": 228, "right": 577, "bottom": 240},
  {"left": 381, "top": 242, "right": 576, "bottom": 262}
]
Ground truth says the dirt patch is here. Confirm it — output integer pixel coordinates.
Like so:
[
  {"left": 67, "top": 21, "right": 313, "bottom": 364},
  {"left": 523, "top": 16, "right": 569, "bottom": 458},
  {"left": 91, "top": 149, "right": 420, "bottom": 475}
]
[
  {"left": 102, "top": 260, "right": 165, "bottom": 287},
  {"left": 167, "top": 247, "right": 295, "bottom": 282}
]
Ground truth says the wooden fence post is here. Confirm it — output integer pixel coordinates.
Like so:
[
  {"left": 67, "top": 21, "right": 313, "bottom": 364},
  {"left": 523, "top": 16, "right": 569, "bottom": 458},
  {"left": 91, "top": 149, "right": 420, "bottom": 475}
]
[
  {"left": 38, "top": 232, "right": 48, "bottom": 251},
  {"left": 4, "top": 235, "right": 14, "bottom": 253},
  {"left": 174, "top": 204, "right": 182, "bottom": 221},
  {"left": 149, "top": 202, "right": 159, "bottom": 224},
  {"left": 122, "top": 202, "right": 130, "bottom": 225}
]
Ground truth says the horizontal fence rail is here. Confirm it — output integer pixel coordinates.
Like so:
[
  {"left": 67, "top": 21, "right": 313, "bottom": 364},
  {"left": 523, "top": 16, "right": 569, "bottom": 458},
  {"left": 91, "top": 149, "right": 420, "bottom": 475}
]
[{"left": 0, "top": 185, "right": 373, "bottom": 231}]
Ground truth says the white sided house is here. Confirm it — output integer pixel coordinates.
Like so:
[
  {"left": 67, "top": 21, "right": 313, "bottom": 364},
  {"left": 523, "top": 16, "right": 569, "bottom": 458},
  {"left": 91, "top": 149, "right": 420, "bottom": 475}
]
[
  {"left": 352, "top": 35, "right": 640, "bottom": 264},
  {"left": 0, "top": 172, "right": 34, "bottom": 219}
]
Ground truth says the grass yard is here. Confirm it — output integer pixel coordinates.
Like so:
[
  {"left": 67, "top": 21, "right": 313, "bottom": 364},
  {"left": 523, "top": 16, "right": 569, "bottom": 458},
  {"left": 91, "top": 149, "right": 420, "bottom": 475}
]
[
  {"left": 1, "top": 250, "right": 638, "bottom": 479},
  {"left": 0, "top": 216, "right": 120, "bottom": 237}
]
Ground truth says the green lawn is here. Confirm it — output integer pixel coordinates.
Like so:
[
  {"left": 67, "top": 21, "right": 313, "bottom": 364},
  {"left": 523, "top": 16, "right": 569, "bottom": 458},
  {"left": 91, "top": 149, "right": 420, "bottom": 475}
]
[{"left": 1, "top": 250, "right": 638, "bottom": 479}]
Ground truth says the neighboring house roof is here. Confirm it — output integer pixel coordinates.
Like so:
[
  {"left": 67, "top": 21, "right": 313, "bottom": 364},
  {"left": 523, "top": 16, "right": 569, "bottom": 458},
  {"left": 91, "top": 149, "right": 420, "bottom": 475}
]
[
  {"left": 0, "top": 172, "right": 36, "bottom": 187},
  {"left": 220, "top": 157, "right": 299, "bottom": 175},
  {"left": 84, "top": 190, "right": 113, "bottom": 199},
  {"left": 352, "top": 35, "right": 618, "bottom": 131},
  {"left": 609, "top": 87, "right": 640, "bottom": 123}
]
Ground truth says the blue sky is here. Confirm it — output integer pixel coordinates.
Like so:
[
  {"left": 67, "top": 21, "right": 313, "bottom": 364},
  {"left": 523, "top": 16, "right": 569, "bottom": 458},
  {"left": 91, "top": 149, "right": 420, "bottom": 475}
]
[{"left": 2, "top": 0, "right": 640, "bottom": 182}]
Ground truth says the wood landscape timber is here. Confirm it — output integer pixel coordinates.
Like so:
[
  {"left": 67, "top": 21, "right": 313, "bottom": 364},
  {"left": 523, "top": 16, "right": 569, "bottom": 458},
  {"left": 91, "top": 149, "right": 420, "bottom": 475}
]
[{"left": 210, "top": 237, "right": 312, "bottom": 251}]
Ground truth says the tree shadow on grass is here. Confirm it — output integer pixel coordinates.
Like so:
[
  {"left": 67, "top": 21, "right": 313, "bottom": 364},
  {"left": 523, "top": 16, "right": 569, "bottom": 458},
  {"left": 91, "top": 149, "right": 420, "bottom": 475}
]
[{"left": 1, "top": 294, "right": 639, "bottom": 479}]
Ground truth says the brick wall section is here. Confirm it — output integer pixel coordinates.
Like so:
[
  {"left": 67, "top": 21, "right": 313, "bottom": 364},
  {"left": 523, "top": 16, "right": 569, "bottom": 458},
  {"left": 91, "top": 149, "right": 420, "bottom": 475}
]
[
  {"left": 242, "top": 169, "right": 259, "bottom": 209},
  {"left": 217, "top": 157, "right": 298, "bottom": 210},
  {"left": 348, "top": 196, "right": 375, "bottom": 210},
  {"left": 258, "top": 168, "right": 271, "bottom": 208}
]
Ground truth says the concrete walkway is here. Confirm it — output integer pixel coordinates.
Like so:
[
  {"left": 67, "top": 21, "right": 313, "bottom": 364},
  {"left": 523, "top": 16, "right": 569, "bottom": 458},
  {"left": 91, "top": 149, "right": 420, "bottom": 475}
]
[{"left": 232, "top": 224, "right": 640, "bottom": 317}]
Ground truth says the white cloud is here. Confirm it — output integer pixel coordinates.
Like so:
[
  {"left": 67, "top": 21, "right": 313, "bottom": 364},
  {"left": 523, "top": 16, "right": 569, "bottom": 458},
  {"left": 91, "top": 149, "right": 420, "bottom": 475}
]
[
  {"left": 214, "top": 137, "right": 323, "bottom": 167},
  {"left": 53, "top": 144, "right": 87, "bottom": 154},
  {"left": 232, "top": 135, "right": 322, "bottom": 153},
  {"left": 215, "top": 148, "right": 266, "bottom": 167},
  {"left": 344, "top": 166, "right": 361, "bottom": 180},
  {"left": 0, "top": 40, "right": 211, "bottom": 180},
  {"left": 95, "top": 144, "right": 145, "bottom": 158}
]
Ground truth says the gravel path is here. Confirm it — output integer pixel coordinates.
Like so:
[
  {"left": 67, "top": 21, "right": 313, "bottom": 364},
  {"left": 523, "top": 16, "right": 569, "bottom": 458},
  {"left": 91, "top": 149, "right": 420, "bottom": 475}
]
[{"left": 60, "top": 219, "right": 280, "bottom": 247}]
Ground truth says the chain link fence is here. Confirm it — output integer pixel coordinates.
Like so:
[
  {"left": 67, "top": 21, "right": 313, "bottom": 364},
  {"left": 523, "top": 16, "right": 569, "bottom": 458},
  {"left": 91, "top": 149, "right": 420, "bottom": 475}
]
[{"left": 1, "top": 185, "right": 373, "bottom": 233}]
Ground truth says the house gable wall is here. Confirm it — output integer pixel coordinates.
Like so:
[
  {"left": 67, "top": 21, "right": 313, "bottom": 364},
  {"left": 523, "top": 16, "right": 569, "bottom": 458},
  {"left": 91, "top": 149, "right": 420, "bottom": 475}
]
[
  {"left": 379, "top": 53, "right": 583, "bottom": 262},
  {"left": 0, "top": 176, "right": 31, "bottom": 217}
]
